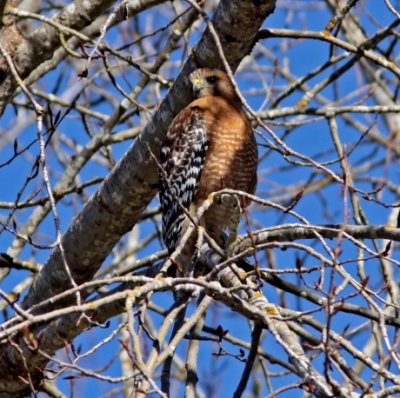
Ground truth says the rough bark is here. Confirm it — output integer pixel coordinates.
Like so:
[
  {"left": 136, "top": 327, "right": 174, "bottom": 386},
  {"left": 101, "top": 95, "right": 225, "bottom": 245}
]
[{"left": 0, "top": 0, "right": 117, "bottom": 115}]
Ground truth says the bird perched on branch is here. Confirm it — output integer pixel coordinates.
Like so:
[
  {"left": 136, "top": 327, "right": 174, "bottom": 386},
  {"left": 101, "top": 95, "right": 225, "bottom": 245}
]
[{"left": 159, "top": 68, "right": 258, "bottom": 273}]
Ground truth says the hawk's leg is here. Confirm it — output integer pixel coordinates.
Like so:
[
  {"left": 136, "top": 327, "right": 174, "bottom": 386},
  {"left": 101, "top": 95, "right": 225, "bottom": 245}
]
[
  {"left": 186, "top": 225, "right": 205, "bottom": 277},
  {"left": 221, "top": 193, "right": 242, "bottom": 258}
]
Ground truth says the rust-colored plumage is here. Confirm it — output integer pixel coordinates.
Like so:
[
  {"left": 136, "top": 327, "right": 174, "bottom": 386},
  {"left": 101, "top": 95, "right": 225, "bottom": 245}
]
[{"left": 159, "top": 68, "right": 258, "bottom": 270}]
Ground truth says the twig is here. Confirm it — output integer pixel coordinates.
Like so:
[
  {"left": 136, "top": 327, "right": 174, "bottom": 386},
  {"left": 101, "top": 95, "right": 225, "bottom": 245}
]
[{"left": 233, "top": 323, "right": 263, "bottom": 398}]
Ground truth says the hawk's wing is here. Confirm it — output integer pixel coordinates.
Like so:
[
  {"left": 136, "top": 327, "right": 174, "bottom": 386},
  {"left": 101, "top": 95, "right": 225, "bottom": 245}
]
[{"left": 159, "top": 106, "right": 208, "bottom": 253}]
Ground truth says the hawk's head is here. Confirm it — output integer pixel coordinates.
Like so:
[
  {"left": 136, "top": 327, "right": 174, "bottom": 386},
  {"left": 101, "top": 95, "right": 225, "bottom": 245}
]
[{"left": 189, "top": 68, "right": 239, "bottom": 103}]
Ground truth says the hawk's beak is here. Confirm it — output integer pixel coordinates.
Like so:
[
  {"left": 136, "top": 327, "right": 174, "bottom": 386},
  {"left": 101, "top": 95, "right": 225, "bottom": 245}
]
[{"left": 192, "top": 78, "right": 202, "bottom": 96}]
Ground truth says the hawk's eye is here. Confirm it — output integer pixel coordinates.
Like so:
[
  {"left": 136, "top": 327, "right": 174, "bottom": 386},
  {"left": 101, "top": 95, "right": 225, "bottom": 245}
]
[{"left": 206, "top": 76, "right": 218, "bottom": 84}]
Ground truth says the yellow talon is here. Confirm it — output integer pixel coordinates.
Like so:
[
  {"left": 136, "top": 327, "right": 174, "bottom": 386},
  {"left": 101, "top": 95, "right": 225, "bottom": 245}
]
[
  {"left": 265, "top": 305, "right": 279, "bottom": 315},
  {"left": 239, "top": 270, "right": 247, "bottom": 279}
]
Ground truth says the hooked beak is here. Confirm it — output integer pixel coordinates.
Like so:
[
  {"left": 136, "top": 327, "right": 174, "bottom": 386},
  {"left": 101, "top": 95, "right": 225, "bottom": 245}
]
[{"left": 192, "top": 78, "right": 202, "bottom": 96}]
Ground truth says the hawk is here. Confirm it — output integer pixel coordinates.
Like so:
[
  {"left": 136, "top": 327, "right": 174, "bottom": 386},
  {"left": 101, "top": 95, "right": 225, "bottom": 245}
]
[{"left": 159, "top": 68, "right": 258, "bottom": 271}]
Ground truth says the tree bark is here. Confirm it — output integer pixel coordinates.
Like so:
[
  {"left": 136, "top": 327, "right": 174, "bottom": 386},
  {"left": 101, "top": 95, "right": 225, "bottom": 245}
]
[{"left": 0, "top": 0, "right": 118, "bottom": 115}]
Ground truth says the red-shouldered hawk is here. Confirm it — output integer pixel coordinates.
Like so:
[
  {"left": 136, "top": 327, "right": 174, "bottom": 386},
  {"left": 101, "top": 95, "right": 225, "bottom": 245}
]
[{"left": 159, "top": 68, "right": 257, "bottom": 271}]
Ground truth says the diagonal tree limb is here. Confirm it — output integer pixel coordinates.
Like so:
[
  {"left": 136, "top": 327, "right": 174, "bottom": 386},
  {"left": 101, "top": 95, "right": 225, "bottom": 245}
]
[
  {"left": 21, "top": 0, "right": 276, "bottom": 313},
  {"left": 0, "top": 0, "right": 119, "bottom": 115}
]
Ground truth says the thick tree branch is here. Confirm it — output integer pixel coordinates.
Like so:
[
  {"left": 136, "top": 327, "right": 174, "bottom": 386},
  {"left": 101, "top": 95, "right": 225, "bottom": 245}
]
[{"left": 0, "top": 0, "right": 118, "bottom": 114}]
